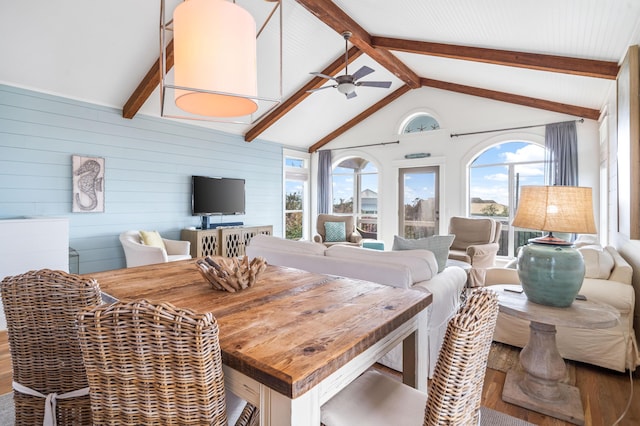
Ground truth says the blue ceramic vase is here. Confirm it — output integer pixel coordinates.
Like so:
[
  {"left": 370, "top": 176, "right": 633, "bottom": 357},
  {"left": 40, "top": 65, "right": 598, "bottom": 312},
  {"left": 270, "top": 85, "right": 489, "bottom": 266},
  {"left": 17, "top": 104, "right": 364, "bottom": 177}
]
[{"left": 517, "top": 243, "right": 585, "bottom": 307}]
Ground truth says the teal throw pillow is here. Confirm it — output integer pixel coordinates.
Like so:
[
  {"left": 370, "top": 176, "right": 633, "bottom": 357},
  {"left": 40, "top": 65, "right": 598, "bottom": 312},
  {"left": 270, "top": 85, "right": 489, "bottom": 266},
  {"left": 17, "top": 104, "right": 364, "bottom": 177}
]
[
  {"left": 324, "top": 221, "right": 347, "bottom": 242},
  {"left": 392, "top": 234, "right": 455, "bottom": 273}
]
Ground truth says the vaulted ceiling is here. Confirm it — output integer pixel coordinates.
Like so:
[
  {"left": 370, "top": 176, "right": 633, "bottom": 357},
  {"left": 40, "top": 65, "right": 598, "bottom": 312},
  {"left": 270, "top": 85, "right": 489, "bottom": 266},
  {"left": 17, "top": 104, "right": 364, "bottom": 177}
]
[{"left": 2, "top": 1, "right": 639, "bottom": 152}]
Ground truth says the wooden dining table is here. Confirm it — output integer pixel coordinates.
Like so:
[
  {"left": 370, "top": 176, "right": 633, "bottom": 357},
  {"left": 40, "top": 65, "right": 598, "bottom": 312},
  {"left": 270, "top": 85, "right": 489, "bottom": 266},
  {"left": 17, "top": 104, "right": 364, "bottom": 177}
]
[{"left": 87, "top": 258, "right": 432, "bottom": 425}]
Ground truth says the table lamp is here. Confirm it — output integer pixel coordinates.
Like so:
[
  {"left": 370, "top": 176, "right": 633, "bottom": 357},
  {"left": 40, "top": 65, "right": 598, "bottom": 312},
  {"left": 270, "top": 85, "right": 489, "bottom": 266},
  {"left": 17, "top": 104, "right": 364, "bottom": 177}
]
[{"left": 512, "top": 186, "right": 597, "bottom": 307}]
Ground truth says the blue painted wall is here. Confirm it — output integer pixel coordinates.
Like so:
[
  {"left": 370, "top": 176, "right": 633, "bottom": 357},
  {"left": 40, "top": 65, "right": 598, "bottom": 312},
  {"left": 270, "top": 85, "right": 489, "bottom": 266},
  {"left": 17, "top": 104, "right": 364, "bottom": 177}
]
[{"left": 0, "top": 85, "right": 283, "bottom": 273}]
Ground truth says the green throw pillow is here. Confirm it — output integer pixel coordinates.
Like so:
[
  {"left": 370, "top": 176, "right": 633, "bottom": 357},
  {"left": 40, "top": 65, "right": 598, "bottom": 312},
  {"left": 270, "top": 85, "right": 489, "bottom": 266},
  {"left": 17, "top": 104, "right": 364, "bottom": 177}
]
[
  {"left": 324, "top": 221, "right": 346, "bottom": 242},
  {"left": 392, "top": 234, "right": 455, "bottom": 273}
]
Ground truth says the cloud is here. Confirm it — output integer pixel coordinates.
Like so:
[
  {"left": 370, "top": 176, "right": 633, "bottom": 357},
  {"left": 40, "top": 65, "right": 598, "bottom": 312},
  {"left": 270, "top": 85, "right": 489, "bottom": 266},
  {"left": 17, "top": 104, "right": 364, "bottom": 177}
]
[
  {"left": 473, "top": 186, "right": 509, "bottom": 205},
  {"left": 485, "top": 173, "right": 508, "bottom": 181},
  {"left": 502, "top": 144, "right": 545, "bottom": 163},
  {"left": 515, "top": 164, "right": 545, "bottom": 177}
]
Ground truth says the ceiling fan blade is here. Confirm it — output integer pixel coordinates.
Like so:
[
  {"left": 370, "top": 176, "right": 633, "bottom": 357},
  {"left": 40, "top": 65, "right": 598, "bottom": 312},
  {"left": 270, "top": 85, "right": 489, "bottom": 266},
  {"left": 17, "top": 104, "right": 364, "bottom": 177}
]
[
  {"left": 310, "top": 72, "right": 337, "bottom": 81},
  {"left": 346, "top": 91, "right": 358, "bottom": 100},
  {"left": 351, "top": 65, "right": 375, "bottom": 81},
  {"left": 357, "top": 81, "right": 392, "bottom": 88},
  {"left": 307, "top": 85, "right": 337, "bottom": 93}
]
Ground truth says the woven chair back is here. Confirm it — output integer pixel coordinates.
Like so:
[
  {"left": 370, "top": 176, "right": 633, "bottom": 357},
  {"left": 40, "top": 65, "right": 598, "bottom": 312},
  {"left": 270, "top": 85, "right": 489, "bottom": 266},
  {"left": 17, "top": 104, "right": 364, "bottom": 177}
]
[
  {"left": 424, "top": 288, "right": 499, "bottom": 425},
  {"left": 0, "top": 269, "right": 102, "bottom": 425},
  {"left": 77, "top": 299, "right": 257, "bottom": 425}
]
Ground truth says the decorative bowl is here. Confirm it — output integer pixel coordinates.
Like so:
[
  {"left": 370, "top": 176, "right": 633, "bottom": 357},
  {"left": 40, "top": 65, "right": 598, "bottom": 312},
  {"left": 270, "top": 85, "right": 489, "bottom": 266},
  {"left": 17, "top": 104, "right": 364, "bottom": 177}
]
[{"left": 196, "top": 255, "right": 267, "bottom": 292}]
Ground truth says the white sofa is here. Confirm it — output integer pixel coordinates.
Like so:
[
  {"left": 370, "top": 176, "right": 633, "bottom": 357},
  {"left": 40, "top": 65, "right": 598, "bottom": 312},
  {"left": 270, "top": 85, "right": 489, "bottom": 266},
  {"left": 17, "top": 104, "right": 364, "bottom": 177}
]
[
  {"left": 246, "top": 235, "right": 467, "bottom": 378},
  {"left": 485, "top": 245, "right": 640, "bottom": 372}
]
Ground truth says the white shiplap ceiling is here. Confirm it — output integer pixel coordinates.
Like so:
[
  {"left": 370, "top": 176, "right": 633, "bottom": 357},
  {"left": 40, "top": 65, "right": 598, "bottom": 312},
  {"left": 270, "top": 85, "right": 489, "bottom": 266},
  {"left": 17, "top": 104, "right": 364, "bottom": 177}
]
[{"left": 1, "top": 0, "right": 639, "bottom": 151}]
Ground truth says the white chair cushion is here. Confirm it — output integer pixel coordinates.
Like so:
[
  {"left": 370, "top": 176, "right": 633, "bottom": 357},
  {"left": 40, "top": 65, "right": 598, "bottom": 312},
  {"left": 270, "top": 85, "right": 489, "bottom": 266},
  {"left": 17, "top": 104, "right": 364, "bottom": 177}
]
[
  {"left": 321, "top": 370, "right": 426, "bottom": 426},
  {"left": 325, "top": 245, "right": 438, "bottom": 283}
]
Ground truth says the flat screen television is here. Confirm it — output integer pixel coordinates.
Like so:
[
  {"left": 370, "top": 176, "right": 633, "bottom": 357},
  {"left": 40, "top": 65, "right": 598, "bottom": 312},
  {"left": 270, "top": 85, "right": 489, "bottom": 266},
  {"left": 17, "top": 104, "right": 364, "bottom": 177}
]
[{"left": 192, "top": 176, "right": 245, "bottom": 228}]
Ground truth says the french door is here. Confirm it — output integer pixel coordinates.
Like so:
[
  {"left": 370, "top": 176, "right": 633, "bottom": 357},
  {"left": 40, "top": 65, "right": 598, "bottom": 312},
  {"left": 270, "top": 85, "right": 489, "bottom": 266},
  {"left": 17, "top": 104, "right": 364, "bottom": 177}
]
[{"left": 398, "top": 167, "right": 439, "bottom": 238}]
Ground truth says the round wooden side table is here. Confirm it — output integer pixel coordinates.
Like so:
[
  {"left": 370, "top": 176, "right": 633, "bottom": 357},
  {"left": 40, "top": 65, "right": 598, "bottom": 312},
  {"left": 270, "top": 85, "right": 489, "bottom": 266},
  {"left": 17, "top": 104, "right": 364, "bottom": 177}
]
[{"left": 493, "top": 284, "right": 619, "bottom": 426}]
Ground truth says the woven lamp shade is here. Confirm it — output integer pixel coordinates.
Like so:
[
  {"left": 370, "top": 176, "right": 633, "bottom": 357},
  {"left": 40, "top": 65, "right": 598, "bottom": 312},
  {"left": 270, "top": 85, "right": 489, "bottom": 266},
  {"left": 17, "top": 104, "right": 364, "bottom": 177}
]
[{"left": 512, "top": 186, "right": 597, "bottom": 234}]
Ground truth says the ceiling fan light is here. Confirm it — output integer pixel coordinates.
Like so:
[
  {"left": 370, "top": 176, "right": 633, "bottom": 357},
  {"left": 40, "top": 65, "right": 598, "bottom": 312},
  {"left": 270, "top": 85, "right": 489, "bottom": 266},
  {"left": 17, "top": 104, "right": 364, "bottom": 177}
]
[
  {"left": 337, "top": 82, "right": 356, "bottom": 95},
  {"left": 173, "top": 0, "right": 258, "bottom": 117}
]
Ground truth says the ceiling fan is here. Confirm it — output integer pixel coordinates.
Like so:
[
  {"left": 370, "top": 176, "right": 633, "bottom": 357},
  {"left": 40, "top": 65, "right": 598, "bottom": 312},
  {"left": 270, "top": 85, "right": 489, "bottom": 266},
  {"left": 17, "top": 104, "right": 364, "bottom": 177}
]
[{"left": 308, "top": 31, "right": 392, "bottom": 99}]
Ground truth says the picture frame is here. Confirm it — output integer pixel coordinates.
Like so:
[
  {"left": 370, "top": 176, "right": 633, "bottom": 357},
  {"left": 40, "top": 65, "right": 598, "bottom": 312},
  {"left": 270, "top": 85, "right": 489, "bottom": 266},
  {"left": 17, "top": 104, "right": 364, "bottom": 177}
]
[{"left": 72, "top": 155, "right": 105, "bottom": 213}]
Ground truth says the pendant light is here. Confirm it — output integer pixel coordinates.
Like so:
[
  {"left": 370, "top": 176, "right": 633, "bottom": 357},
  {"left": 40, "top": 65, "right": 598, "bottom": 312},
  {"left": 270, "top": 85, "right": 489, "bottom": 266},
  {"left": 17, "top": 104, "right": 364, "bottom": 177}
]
[
  {"left": 173, "top": 0, "right": 258, "bottom": 117},
  {"left": 159, "top": 0, "right": 282, "bottom": 124}
]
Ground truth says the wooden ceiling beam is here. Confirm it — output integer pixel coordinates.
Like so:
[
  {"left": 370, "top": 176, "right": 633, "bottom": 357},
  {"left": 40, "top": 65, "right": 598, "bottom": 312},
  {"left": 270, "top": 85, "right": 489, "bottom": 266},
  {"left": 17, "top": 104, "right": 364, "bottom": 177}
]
[
  {"left": 244, "top": 47, "right": 362, "bottom": 142},
  {"left": 122, "top": 40, "right": 174, "bottom": 119},
  {"left": 308, "top": 85, "right": 411, "bottom": 153},
  {"left": 373, "top": 37, "right": 619, "bottom": 80},
  {"left": 420, "top": 77, "right": 601, "bottom": 121},
  {"left": 294, "top": 0, "right": 420, "bottom": 88},
  {"left": 124, "top": 2, "right": 605, "bottom": 148}
]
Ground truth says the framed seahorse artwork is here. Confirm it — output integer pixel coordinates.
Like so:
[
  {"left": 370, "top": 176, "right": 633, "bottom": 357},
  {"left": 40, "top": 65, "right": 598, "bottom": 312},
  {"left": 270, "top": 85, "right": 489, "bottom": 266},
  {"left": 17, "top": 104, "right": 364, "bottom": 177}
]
[{"left": 72, "top": 155, "right": 105, "bottom": 213}]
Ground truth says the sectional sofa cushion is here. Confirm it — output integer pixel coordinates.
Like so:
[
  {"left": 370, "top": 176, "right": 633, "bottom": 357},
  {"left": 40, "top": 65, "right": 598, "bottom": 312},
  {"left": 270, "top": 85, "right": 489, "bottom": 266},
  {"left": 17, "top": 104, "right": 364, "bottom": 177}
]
[
  {"left": 249, "top": 234, "right": 326, "bottom": 256},
  {"left": 579, "top": 245, "right": 615, "bottom": 279},
  {"left": 325, "top": 244, "right": 438, "bottom": 283},
  {"left": 392, "top": 235, "right": 455, "bottom": 273}
]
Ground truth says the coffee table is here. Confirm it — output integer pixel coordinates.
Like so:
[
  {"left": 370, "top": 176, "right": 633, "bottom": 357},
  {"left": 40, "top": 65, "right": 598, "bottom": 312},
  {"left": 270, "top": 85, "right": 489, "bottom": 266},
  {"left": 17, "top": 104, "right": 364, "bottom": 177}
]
[{"left": 493, "top": 284, "right": 619, "bottom": 425}]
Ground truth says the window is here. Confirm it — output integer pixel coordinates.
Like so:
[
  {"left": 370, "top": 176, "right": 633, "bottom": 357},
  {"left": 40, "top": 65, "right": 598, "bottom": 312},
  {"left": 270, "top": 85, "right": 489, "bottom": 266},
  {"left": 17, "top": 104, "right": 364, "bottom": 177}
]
[
  {"left": 399, "top": 166, "right": 439, "bottom": 238},
  {"left": 332, "top": 157, "right": 378, "bottom": 237},
  {"left": 400, "top": 113, "right": 440, "bottom": 134},
  {"left": 284, "top": 151, "right": 309, "bottom": 240},
  {"left": 469, "top": 142, "right": 546, "bottom": 257}
]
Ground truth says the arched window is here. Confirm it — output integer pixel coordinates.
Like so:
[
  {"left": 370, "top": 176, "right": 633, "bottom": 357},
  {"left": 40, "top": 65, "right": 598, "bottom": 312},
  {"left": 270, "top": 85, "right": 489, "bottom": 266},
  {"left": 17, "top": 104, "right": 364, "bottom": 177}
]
[
  {"left": 400, "top": 113, "right": 440, "bottom": 134},
  {"left": 332, "top": 157, "right": 378, "bottom": 237},
  {"left": 469, "top": 141, "right": 546, "bottom": 257}
]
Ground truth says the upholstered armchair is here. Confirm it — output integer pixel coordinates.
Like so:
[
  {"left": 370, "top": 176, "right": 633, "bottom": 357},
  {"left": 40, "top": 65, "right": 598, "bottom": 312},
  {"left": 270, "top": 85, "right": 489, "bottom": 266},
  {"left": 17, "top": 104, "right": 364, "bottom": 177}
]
[
  {"left": 119, "top": 230, "right": 191, "bottom": 268},
  {"left": 313, "top": 214, "right": 362, "bottom": 247},
  {"left": 447, "top": 217, "right": 501, "bottom": 268}
]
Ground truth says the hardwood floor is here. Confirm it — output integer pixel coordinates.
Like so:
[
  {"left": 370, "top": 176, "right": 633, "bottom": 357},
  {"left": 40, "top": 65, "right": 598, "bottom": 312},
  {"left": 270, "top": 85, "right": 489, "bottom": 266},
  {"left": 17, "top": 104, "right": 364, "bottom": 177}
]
[
  {"left": 482, "top": 364, "right": 639, "bottom": 425},
  {"left": 0, "top": 329, "right": 637, "bottom": 425},
  {"left": 0, "top": 331, "right": 11, "bottom": 395}
]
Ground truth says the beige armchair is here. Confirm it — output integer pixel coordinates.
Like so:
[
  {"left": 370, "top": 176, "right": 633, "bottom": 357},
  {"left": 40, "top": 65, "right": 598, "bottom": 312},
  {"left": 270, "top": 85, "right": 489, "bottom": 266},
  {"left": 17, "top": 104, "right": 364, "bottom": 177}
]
[
  {"left": 448, "top": 217, "right": 501, "bottom": 268},
  {"left": 313, "top": 214, "right": 362, "bottom": 247},
  {"left": 119, "top": 230, "right": 191, "bottom": 268}
]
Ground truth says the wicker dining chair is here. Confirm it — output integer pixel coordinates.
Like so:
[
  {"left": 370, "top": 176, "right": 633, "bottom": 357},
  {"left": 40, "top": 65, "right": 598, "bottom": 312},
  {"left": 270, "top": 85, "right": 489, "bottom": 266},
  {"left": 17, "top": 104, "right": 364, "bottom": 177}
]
[
  {"left": 0, "top": 269, "right": 102, "bottom": 425},
  {"left": 76, "top": 299, "right": 258, "bottom": 426},
  {"left": 321, "top": 287, "right": 499, "bottom": 426}
]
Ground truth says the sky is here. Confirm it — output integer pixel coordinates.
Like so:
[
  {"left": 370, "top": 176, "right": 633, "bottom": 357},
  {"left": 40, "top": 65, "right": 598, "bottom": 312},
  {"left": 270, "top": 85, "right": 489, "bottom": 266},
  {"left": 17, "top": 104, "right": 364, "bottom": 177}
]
[{"left": 470, "top": 142, "right": 545, "bottom": 206}]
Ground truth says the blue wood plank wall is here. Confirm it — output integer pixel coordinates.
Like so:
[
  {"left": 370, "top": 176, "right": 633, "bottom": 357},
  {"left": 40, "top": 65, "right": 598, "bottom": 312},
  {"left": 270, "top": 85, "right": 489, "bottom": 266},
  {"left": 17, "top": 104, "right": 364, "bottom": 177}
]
[{"left": 0, "top": 85, "right": 283, "bottom": 274}]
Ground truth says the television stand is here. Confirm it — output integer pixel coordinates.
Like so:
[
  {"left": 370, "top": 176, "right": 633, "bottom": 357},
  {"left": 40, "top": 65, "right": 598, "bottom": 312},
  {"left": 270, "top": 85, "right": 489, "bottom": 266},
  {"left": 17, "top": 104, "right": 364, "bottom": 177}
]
[
  {"left": 200, "top": 216, "right": 243, "bottom": 230},
  {"left": 181, "top": 225, "right": 273, "bottom": 258}
]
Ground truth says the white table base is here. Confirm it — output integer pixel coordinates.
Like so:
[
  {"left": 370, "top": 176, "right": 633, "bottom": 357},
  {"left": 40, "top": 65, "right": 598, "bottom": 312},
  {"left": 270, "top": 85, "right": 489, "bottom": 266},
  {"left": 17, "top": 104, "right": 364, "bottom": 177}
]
[{"left": 224, "top": 310, "right": 426, "bottom": 425}]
